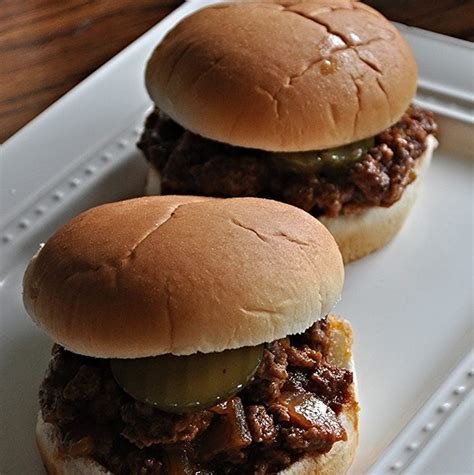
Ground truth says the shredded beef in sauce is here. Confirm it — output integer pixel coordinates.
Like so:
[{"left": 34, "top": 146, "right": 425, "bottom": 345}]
[
  {"left": 138, "top": 106, "right": 437, "bottom": 217},
  {"left": 39, "top": 318, "right": 353, "bottom": 474}
]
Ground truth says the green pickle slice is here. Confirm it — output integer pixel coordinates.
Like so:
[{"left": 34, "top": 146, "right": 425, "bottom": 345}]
[
  {"left": 273, "top": 137, "right": 374, "bottom": 173},
  {"left": 272, "top": 151, "right": 325, "bottom": 174},
  {"left": 318, "top": 137, "right": 374, "bottom": 168},
  {"left": 111, "top": 345, "right": 264, "bottom": 413}
]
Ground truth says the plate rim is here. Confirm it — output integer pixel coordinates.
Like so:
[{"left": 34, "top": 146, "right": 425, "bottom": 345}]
[{"left": 1, "top": 1, "right": 473, "bottom": 472}]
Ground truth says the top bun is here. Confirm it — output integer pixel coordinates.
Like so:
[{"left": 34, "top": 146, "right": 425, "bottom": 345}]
[
  {"left": 145, "top": 1, "right": 417, "bottom": 152},
  {"left": 23, "top": 196, "right": 343, "bottom": 358}
]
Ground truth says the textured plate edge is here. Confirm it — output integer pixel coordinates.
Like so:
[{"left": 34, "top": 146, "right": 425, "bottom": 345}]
[
  {"left": 0, "top": 0, "right": 473, "bottom": 471},
  {"left": 0, "top": 111, "right": 151, "bottom": 276},
  {"left": 0, "top": 0, "right": 221, "bottom": 229},
  {"left": 367, "top": 351, "right": 474, "bottom": 474}
]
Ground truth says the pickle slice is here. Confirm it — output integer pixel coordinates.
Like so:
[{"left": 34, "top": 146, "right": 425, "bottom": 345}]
[
  {"left": 111, "top": 345, "right": 264, "bottom": 413},
  {"left": 272, "top": 151, "right": 324, "bottom": 174},
  {"left": 319, "top": 137, "right": 374, "bottom": 168},
  {"left": 272, "top": 137, "right": 374, "bottom": 174}
]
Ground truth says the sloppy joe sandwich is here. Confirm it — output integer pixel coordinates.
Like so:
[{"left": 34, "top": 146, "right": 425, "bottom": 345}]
[
  {"left": 23, "top": 195, "right": 358, "bottom": 474},
  {"left": 138, "top": 1, "right": 438, "bottom": 262}
]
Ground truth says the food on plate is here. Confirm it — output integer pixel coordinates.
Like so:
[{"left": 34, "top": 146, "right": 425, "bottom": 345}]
[
  {"left": 138, "top": 0, "right": 438, "bottom": 263},
  {"left": 23, "top": 195, "right": 358, "bottom": 474}
]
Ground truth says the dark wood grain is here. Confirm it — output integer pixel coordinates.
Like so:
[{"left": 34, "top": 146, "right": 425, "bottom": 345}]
[
  {"left": 365, "top": 0, "right": 474, "bottom": 41},
  {"left": 0, "top": 0, "right": 182, "bottom": 143},
  {"left": 1, "top": 0, "right": 472, "bottom": 143}
]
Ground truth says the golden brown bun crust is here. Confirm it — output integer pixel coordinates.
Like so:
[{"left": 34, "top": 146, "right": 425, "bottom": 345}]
[
  {"left": 146, "top": 1, "right": 417, "bottom": 151},
  {"left": 36, "top": 315, "right": 358, "bottom": 475},
  {"left": 320, "top": 135, "right": 437, "bottom": 263},
  {"left": 23, "top": 196, "right": 343, "bottom": 358}
]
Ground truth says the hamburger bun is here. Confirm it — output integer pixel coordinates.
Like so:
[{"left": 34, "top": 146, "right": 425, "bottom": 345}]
[
  {"left": 319, "top": 134, "right": 438, "bottom": 262},
  {"left": 145, "top": 1, "right": 417, "bottom": 151},
  {"left": 23, "top": 196, "right": 343, "bottom": 358},
  {"left": 36, "top": 316, "right": 358, "bottom": 475}
]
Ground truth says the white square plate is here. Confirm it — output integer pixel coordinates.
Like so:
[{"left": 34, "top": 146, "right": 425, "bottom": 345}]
[{"left": 1, "top": 1, "right": 473, "bottom": 473}]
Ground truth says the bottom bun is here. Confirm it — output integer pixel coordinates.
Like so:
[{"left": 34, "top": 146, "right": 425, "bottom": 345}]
[
  {"left": 36, "top": 414, "right": 111, "bottom": 474},
  {"left": 144, "top": 165, "right": 162, "bottom": 196},
  {"left": 280, "top": 410, "right": 358, "bottom": 475},
  {"left": 36, "top": 316, "right": 358, "bottom": 475},
  {"left": 320, "top": 134, "right": 438, "bottom": 263}
]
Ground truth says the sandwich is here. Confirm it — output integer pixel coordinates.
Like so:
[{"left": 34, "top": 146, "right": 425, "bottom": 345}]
[
  {"left": 138, "top": 0, "right": 438, "bottom": 263},
  {"left": 23, "top": 195, "right": 358, "bottom": 474}
]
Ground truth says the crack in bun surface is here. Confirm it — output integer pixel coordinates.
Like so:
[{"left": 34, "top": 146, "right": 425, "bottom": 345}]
[
  {"left": 146, "top": 1, "right": 417, "bottom": 151},
  {"left": 24, "top": 196, "right": 343, "bottom": 358}
]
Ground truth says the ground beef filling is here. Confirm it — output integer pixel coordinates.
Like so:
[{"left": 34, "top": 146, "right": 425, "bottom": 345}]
[
  {"left": 39, "top": 319, "right": 353, "bottom": 474},
  {"left": 138, "top": 106, "right": 437, "bottom": 217}
]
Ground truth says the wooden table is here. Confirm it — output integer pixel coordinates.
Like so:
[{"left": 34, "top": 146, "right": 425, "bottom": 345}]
[{"left": 1, "top": 0, "right": 472, "bottom": 143}]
